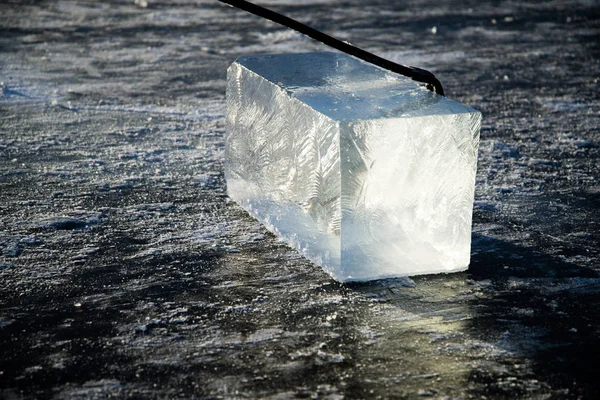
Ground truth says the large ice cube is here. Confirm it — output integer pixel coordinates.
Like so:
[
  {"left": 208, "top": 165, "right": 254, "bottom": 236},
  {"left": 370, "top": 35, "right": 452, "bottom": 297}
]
[{"left": 225, "top": 52, "right": 481, "bottom": 282}]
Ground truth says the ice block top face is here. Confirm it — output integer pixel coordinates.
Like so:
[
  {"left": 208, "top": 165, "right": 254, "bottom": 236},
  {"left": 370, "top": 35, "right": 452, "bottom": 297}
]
[{"left": 235, "top": 52, "right": 476, "bottom": 122}]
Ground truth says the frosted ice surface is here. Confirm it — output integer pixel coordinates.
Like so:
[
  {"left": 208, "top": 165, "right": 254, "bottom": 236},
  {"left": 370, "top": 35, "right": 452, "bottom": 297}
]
[{"left": 225, "top": 52, "right": 481, "bottom": 282}]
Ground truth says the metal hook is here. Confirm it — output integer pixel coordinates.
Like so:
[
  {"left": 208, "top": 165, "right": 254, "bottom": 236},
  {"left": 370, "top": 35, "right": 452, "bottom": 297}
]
[{"left": 218, "top": 0, "right": 445, "bottom": 96}]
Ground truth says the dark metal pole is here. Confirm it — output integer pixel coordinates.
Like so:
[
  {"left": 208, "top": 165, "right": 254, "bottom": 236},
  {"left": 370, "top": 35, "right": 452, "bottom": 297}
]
[{"left": 218, "top": 0, "right": 445, "bottom": 96}]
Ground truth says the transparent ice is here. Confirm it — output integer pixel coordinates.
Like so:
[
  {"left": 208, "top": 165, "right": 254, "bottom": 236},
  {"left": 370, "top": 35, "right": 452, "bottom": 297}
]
[{"left": 225, "top": 52, "right": 481, "bottom": 282}]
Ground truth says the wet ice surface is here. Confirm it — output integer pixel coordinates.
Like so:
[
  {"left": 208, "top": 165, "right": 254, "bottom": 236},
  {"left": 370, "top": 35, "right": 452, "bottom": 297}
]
[
  {"left": 1, "top": 0, "right": 599, "bottom": 399},
  {"left": 227, "top": 53, "right": 480, "bottom": 281}
]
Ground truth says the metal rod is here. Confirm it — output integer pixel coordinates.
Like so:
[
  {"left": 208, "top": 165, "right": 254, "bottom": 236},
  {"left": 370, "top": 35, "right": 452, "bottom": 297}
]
[{"left": 218, "top": 0, "right": 445, "bottom": 96}]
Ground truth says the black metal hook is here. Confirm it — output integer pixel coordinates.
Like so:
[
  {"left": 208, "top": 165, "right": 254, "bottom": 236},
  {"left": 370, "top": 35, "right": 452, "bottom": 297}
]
[{"left": 218, "top": 0, "right": 445, "bottom": 96}]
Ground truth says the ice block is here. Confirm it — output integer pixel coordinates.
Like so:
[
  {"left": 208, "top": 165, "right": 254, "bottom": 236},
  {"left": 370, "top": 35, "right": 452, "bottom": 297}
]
[{"left": 225, "top": 52, "right": 481, "bottom": 282}]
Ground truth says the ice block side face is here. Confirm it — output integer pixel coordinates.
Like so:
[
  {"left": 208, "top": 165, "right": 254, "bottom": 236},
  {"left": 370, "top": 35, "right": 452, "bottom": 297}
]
[
  {"left": 339, "top": 111, "right": 481, "bottom": 281},
  {"left": 226, "top": 61, "right": 342, "bottom": 275},
  {"left": 225, "top": 52, "right": 481, "bottom": 282}
]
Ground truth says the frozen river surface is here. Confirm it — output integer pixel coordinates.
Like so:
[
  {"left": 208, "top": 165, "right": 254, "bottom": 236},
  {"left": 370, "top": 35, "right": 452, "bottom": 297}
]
[{"left": 1, "top": 0, "right": 599, "bottom": 398}]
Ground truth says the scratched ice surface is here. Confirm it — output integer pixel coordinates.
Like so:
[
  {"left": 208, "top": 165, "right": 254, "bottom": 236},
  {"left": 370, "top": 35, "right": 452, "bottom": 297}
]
[{"left": 225, "top": 52, "right": 481, "bottom": 282}]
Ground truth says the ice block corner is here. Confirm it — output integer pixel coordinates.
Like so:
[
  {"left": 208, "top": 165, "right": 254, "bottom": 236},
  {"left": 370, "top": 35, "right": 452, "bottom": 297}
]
[{"left": 225, "top": 52, "right": 481, "bottom": 282}]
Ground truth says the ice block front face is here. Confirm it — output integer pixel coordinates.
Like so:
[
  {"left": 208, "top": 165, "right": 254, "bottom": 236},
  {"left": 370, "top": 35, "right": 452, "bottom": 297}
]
[{"left": 225, "top": 52, "right": 481, "bottom": 282}]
